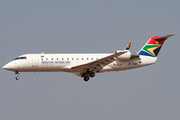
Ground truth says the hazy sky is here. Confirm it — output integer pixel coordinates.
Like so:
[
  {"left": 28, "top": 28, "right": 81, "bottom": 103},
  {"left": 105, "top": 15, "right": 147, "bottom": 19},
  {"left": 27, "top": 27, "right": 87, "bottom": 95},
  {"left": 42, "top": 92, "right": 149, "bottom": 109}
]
[{"left": 1, "top": 0, "right": 179, "bottom": 120}]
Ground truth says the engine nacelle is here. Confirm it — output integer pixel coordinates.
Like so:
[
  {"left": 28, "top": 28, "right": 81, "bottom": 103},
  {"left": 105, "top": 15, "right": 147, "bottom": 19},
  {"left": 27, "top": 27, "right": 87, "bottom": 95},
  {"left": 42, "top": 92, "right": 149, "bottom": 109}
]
[
  {"left": 116, "top": 50, "right": 140, "bottom": 61},
  {"left": 116, "top": 50, "right": 131, "bottom": 60}
]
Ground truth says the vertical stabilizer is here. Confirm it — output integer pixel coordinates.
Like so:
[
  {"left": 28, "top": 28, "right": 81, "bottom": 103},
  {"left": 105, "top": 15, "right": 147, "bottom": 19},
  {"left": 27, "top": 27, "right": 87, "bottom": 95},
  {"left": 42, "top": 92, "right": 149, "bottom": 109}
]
[{"left": 138, "top": 34, "right": 175, "bottom": 57}]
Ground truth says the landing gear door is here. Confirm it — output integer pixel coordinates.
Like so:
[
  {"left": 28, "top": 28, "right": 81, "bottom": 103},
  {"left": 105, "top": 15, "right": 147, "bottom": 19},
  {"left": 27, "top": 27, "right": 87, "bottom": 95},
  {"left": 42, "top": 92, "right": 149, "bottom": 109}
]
[{"left": 31, "top": 54, "right": 39, "bottom": 67}]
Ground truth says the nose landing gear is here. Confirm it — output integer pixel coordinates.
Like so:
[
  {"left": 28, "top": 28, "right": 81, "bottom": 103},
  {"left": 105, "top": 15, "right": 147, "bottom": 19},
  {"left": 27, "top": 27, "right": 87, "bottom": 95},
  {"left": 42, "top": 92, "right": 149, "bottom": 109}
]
[
  {"left": 16, "top": 76, "right": 20, "bottom": 80},
  {"left": 15, "top": 71, "right": 19, "bottom": 80}
]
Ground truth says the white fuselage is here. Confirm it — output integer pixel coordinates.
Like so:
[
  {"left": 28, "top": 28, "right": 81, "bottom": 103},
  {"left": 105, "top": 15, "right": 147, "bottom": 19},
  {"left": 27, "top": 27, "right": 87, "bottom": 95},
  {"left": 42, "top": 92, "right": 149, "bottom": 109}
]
[{"left": 3, "top": 53, "right": 157, "bottom": 74}]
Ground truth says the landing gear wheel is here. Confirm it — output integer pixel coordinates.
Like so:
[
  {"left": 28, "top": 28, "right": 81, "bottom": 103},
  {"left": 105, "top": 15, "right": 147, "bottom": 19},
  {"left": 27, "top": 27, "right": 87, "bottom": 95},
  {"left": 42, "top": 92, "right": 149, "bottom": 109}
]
[
  {"left": 16, "top": 76, "right": 19, "bottom": 80},
  {"left": 89, "top": 72, "right": 95, "bottom": 78},
  {"left": 15, "top": 71, "right": 19, "bottom": 80},
  {"left": 84, "top": 76, "right": 89, "bottom": 82}
]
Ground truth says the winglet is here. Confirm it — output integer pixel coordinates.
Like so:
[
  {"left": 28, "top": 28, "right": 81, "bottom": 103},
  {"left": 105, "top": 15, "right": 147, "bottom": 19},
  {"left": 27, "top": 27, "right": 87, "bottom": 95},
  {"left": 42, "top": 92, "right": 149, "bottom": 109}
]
[{"left": 125, "top": 43, "right": 131, "bottom": 50}]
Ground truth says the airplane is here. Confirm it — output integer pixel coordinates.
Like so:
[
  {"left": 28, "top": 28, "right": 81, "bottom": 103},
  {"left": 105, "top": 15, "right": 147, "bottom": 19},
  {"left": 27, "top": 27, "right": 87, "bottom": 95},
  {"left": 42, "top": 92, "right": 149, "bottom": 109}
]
[{"left": 3, "top": 34, "right": 175, "bottom": 81}]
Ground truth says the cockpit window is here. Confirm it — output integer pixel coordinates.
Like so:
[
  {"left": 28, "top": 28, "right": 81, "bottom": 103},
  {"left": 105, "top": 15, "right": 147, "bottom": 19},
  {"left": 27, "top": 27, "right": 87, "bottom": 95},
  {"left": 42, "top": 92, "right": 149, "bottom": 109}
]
[
  {"left": 20, "top": 57, "right": 26, "bottom": 59},
  {"left": 14, "top": 58, "right": 19, "bottom": 60},
  {"left": 14, "top": 57, "right": 27, "bottom": 60}
]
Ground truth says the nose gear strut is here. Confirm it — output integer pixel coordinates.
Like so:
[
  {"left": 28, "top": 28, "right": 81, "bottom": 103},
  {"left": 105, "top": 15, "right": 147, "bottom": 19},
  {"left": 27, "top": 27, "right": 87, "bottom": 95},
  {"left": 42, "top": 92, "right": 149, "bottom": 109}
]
[{"left": 15, "top": 71, "right": 19, "bottom": 80}]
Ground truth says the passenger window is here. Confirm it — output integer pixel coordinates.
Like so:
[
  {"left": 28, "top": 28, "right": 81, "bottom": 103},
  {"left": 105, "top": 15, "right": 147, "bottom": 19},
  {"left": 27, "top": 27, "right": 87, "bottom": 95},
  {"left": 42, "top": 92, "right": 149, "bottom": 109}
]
[
  {"left": 57, "top": 58, "right": 58, "bottom": 60},
  {"left": 87, "top": 58, "right": 88, "bottom": 60},
  {"left": 72, "top": 58, "right": 74, "bottom": 60},
  {"left": 91, "top": 58, "right": 93, "bottom": 60},
  {"left": 77, "top": 58, "right": 79, "bottom": 60},
  {"left": 67, "top": 58, "right": 69, "bottom": 60},
  {"left": 62, "top": 58, "right": 64, "bottom": 60},
  {"left": 82, "top": 58, "right": 84, "bottom": 60},
  {"left": 51, "top": 58, "right": 53, "bottom": 60},
  {"left": 41, "top": 58, "right": 43, "bottom": 60},
  {"left": 46, "top": 58, "right": 48, "bottom": 60}
]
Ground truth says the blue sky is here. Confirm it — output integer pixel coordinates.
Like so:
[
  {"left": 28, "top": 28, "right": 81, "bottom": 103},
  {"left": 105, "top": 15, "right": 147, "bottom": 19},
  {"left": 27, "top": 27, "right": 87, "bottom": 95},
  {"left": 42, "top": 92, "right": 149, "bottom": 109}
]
[{"left": 0, "top": 1, "right": 179, "bottom": 120}]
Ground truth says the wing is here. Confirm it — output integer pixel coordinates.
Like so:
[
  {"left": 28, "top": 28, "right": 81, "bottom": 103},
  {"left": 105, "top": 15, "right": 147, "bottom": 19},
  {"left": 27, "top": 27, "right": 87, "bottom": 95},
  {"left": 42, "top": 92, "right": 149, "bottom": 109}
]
[{"left": 71, "top": 51, "right": 127, "bottom": 77}]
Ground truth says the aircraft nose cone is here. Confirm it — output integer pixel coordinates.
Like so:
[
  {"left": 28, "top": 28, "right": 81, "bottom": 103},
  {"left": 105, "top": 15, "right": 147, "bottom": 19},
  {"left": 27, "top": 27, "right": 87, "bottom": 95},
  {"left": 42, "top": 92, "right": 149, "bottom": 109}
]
[{"left": 3, "top": 63, "right": 11, "bottom": 70}]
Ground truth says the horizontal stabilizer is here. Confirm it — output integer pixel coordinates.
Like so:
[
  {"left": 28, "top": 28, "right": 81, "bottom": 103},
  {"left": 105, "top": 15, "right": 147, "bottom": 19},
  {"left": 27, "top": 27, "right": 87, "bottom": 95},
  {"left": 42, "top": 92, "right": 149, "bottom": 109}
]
[{"left": 154, "top": 33, "right": 175, "bottom": 40}]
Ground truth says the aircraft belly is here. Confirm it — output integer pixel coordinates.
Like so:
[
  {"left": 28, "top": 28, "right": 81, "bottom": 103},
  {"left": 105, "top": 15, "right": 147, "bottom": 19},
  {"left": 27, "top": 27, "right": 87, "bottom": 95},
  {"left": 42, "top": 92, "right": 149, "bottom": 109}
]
[{"left": 101, "top": 65, "right": 113, "bottom": 72}]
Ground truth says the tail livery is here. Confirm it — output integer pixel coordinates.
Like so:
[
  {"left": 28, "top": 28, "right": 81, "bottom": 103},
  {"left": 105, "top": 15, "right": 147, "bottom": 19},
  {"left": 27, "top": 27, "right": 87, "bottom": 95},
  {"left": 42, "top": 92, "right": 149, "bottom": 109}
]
[{"left": 138, "top": 34, "right": 175, "bottom": 57}]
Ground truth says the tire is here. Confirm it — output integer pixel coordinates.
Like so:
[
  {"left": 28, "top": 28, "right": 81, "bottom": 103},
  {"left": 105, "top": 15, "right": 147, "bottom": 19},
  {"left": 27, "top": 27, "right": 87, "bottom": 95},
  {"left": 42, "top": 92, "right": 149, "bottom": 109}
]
[
  {"left": 84, "top": 76, "right": 89, "bottom": 81},
  {"left": 16, "top": 76, "right": 19, "bottom": 80},
  {"left": 89, "top": 72, "right": 95, "bottom": 78}
]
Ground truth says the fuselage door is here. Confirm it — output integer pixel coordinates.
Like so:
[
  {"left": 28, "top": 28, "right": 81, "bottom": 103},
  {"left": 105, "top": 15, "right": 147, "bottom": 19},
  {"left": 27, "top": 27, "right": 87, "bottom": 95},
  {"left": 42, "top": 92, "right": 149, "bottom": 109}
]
[{"left": 31, "top": 54, "right": 39, "bottom": 67}]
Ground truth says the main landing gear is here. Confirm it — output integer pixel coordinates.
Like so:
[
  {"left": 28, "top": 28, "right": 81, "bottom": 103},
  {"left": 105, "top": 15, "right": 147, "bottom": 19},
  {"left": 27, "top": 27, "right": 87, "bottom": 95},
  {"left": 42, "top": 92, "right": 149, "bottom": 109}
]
[
  {"left": 15, "top": 71, "right": 20, "bottom": 80},
  {"left": 84, "top": 76, "right": 90, "bottom": 81},
  {"left": 83, "top": 71, "right": 95, "bottom": 82}
]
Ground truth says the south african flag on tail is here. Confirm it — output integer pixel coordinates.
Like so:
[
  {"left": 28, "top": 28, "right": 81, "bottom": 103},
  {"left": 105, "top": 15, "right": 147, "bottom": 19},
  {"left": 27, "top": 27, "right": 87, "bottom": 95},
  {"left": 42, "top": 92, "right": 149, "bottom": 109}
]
[{"left": 138, "top": 34, "right": 175, "bottom": 57}]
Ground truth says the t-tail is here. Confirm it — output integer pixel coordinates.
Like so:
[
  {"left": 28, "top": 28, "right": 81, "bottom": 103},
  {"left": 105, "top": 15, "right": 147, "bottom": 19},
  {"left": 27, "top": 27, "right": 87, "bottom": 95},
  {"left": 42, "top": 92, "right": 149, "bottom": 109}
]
[{"left": 138, "top": 34, "right": 175, "bottom": 57}]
